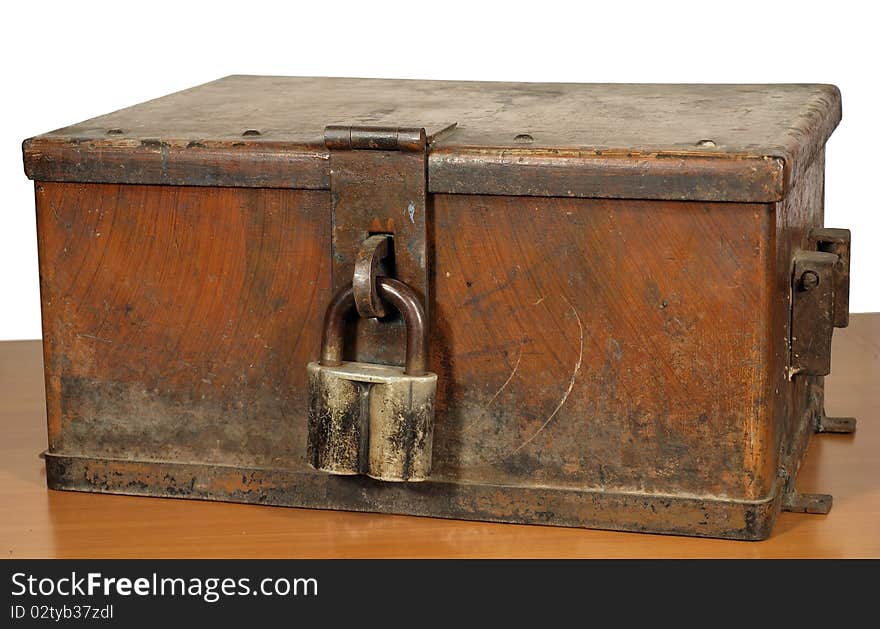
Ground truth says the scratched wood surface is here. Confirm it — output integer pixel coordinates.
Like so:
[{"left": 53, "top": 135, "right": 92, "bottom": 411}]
[
  {"left": 23, "top": 77, "right": 837, "bottom": 157},
  {"left": 35, "top": 183, "right": 778, "bottom": 512},
  {"left": 1, "top": 314, "right": 876, "bottom": 558}
]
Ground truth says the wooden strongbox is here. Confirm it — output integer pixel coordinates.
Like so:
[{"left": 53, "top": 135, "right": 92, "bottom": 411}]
[{"left": 22, "top": 76, "right": 854, "bottom": 539}]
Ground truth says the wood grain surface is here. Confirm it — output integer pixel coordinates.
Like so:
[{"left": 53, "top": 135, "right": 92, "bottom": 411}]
[
  {"left": 1, "top": 314, "right": 877, "bottom": 558},
  {"left": 25, "top": 77, "right": 837, "bottom": 155},
  {"left": 23, "top": 76, "right": 841, "bottom": 202},
  {"left": 34, "top": 183, "right": 797, "bottom": 540}
]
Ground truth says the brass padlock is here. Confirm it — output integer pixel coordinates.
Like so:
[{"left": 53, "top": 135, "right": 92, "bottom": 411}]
[{"left": 307, "top": 277, "right": 437, "bottom": 482}]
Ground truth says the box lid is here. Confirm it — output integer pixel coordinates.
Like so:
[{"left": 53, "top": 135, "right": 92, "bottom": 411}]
[{"left": 22, "top": 75, "right": 841, "bottom": 202}]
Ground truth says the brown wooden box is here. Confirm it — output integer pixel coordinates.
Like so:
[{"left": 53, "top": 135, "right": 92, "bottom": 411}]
[{"left": 22, "top": 76, "right": 854, "bottom": 540}]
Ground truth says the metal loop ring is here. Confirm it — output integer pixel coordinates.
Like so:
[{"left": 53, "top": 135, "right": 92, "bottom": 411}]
[{"left": 353, "top": 234, "right": 391, "bottom": 319}]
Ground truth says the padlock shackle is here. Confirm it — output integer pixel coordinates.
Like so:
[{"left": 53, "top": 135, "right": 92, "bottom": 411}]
[
  {"left": 318, "top": 286, "right": 355, "bottom": 369},
  {"left": 319, "top": 277, "right": 428, "bottom": 376}
]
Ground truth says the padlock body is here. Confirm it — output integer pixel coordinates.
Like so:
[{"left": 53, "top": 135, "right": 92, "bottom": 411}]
[{"left": 307, "top": 361, "right": 437, "bottom": 481}]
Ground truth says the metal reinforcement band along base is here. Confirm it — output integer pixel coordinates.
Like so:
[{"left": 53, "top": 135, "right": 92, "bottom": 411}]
[{"left": 45, "top": 453, "right": 795, "bottom": 541}]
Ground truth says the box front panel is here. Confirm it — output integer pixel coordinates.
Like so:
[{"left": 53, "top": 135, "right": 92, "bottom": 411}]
[{"left": 37, "top": 183, "right": 774, "bottom": 508}]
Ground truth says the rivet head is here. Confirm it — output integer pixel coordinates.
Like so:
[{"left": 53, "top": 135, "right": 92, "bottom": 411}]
[
  {"left": 800, "top": 270, "right": 820, "bottom": 291},
  {"left": 696, "top": 139, "right": 717, "bottom": 147},
  {"left": 242, "top": 129, "right": 262, "bottom": 137},
  {"left": 514, "top": 133, "right": 534, "bottom": 143}
]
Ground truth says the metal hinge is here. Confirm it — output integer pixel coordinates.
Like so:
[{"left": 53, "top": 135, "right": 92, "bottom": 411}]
[
  {"left": 789, "top": 228, "right": 851, "bottom": 377},
  {"left": 324, "top": 122, "right": 455, "bottom": 366},
  {"left": 325, "top": 126, "right": 429, "bottom": 152}
]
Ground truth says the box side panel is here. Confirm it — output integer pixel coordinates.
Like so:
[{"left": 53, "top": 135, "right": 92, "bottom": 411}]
[
  {"left": 771, "top": 151, "right": 827, "bottom": 485},
  {"left": 36, "top": 184, "right": 775, "bottom": 510}
]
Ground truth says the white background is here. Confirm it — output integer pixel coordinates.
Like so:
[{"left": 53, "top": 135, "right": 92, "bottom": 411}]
[{"left": 1, "top": 0, "right": 877, "bottom": 340}]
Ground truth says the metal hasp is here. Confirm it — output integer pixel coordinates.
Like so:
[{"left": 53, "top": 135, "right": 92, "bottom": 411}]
[
  {"left": 790, "top": 228, "right": 851, "bottom": 377},
  {"left": 325, "top": 123, "right": 453, "bottom": 366},
  {"left": 809, "top": 228, "right": 857, "bottom": 435},
  {"left": 311, "top": 123, "right": 452, "bottom": 481},
  {"left": 782, "top": 228, "right": 853, "bottom": 516},
  {"left": 307, "top": 278, "right": 437, "bottom": 482}
]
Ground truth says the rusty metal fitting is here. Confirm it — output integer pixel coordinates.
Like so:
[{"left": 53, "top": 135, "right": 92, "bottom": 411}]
[
  {"left": 353, "top": 234, "right": 391, "bottom": 319},
  {"left": 800, "top": 270, "right": 820, "bottom": 291},
  {"left": 319, "top": 277, "right": 428, "bottom": 375},
  {"left": 324, "top": 125, "right": 427, "bottom": 152}
]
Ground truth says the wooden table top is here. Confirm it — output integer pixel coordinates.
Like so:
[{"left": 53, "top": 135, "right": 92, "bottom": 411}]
[{"left": 2, "top": 314, "right": 878, "bottom": 558}]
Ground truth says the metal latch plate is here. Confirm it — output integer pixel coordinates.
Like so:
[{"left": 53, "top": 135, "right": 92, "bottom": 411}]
[{"left": 789, "top": 228, "right": 851, "bottom": 377}]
